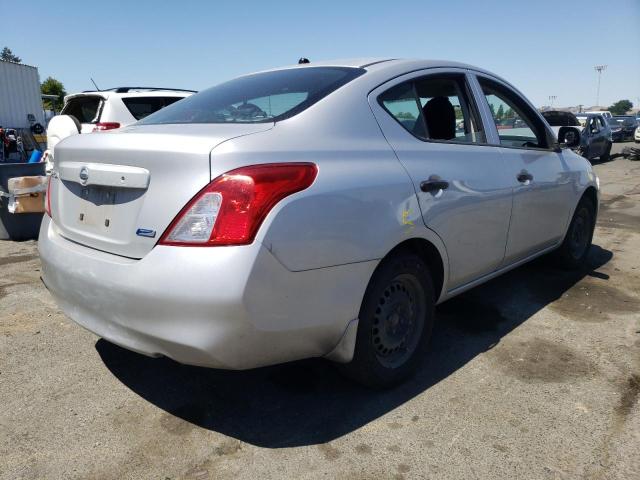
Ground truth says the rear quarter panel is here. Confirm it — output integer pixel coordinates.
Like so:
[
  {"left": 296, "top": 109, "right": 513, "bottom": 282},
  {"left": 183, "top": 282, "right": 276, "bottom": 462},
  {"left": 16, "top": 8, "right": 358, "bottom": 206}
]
[{"left": 209, "top": 88, "right": 449, "bottom": 276}]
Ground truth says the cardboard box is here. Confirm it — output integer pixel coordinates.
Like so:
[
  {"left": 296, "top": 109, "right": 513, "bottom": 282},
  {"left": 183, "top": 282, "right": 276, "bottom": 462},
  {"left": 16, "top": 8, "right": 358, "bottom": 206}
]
[
  {"left": 5, "top": 176, "right": 47, "bottom": 214},
  {"left": 8, "top": 176, "right": 47, "bottom": 195},
  {"left": 10, "top": 193, "right": 45, "bottom": 213}
]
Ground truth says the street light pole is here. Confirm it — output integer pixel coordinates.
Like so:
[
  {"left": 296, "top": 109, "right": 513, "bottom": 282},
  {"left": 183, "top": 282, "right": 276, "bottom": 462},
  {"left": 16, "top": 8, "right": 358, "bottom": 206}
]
[
  {"left": 549, "top": 95, "right": 557, "bottom": 108},
  {"left": 594, "top": 65, "right": 607, "bottom": 107}
]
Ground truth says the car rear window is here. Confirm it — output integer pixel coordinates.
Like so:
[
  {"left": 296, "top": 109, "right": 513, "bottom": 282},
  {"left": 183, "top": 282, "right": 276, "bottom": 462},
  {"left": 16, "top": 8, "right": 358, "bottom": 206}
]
[
  {"left": 122, "top": 96, "right": 185, "bottom": 120},
  {"left": 61, "top": 96, "right": 103, "bottom": 123},
  {"left": 542, "top": 112, "right": 580, "bottom": 127},
  {"left": 139, "top": 67, "right": 365, "bottom": 125}
]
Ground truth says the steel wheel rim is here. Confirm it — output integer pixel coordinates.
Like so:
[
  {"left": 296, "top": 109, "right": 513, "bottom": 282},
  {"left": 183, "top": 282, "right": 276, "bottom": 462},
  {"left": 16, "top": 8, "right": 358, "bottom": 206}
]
[
  {"left": 569, "top": 209, "right": 590, "bottom": 260},
  {"left": 371, "top": 273, "right": 426, "bottom": 368}
]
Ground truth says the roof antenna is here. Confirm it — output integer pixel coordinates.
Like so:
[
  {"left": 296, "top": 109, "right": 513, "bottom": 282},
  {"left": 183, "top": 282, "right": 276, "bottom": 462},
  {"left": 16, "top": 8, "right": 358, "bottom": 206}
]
[
  {"left": 90, "top": 77, "right": 101, "bottom": 91},
  {"left": 298, "top": 57, "right": 310, "bottom": 64}
]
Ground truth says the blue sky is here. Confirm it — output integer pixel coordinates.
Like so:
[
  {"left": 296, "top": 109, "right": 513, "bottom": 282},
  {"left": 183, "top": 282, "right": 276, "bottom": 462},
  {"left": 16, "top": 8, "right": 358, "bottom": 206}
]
[{"left": 4, "top": 0, "right": 639, "bottom": 108}]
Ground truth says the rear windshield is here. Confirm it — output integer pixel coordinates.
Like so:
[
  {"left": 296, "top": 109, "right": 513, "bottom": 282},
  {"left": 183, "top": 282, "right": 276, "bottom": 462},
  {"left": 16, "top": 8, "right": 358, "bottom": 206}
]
[
  {"left": 139, "top": 67, "right": 365, "bottom": 125},
  {"left": 61, "top": 96, "right": 103, "bottom": 123},
  {"left": 122, "top": 96, "right": 185, "bottom": 120},
  {"left": 542, "top": 111, "right": 580, "bottom": 127}
]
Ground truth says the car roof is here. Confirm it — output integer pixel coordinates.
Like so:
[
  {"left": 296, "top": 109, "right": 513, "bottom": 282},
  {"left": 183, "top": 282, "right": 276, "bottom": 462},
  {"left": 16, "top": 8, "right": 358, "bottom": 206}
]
[
  {"left": 239, "top": 58, "right": 509, "bottom": 94},
  {"left": 250, "top": 57, "right": 494, "bottom": 76}
]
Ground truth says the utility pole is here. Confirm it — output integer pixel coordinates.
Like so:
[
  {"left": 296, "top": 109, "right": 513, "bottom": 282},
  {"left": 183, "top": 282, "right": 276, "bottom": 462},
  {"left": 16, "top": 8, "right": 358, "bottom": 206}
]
[
  {"left": 549, "top": 95, "right": 557, "bottom": 108},
  {"left": 594, "top": 65, "right": 607, "bottom": 107}
]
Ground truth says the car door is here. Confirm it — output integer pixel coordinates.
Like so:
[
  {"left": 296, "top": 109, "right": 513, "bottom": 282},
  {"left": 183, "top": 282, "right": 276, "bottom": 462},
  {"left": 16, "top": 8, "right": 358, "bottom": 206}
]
[
  {"left": 472, "top": 74, "right": 575, "bottom": 265},
  {"left": 598, "top": 116, "right": 611, "bottom": 147},
  {"left": 587, "top": 116, "right": 604, "bottom": 157},
  {"left": 369, "top": 69, "right": 513, "bottom": 290}
]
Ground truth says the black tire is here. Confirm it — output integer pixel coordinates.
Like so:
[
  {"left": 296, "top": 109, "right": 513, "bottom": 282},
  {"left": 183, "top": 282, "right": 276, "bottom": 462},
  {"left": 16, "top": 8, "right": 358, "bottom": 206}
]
[
  {"left": 554, "top": 197, "right": 595, "bottom": 269},
  {"left": 600, "top": 142, "right": 611, "bottom": 162},
  {"left": 340, "top": 253, "right": 435, "bottom": 388}
]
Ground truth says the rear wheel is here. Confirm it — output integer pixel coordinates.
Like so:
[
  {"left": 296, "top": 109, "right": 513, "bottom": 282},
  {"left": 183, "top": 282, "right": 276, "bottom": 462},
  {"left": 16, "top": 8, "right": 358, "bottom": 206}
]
[
  {"left": 600, "top": 142, "right": 611, "bottom": 162},
  {"left": 341, "top": 253, "right": 435, "bottom": 388},
  {"left": 554, "top": 197, "right": 595, "bottom": 269}
]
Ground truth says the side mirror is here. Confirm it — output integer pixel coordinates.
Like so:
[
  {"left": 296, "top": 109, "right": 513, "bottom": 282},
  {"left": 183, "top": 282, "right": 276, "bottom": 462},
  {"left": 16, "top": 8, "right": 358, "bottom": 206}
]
[{"left": 558, "top": 126, "right": 580, "bottom": 149}]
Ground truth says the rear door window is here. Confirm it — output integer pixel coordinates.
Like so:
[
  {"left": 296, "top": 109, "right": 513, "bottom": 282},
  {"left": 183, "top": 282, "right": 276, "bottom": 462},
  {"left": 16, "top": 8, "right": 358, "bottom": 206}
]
[
  {"left": 379, "top": 74, "right": 485, "bottom": 143},
  {"left": 61, "top": 96, "right": 103, "bottom": 124},
  {"left": 379, "top": 82, "right": 422, "bottom": 134},
  {"left": 122, "top": 96, "right": 185, "bottom": 120}
]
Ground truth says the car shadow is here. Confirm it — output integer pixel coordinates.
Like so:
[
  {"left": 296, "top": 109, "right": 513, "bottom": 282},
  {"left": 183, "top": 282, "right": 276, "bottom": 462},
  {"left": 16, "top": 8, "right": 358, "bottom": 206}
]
[{"left": 97, "top": 244, "right": 612, "bottom": 448}]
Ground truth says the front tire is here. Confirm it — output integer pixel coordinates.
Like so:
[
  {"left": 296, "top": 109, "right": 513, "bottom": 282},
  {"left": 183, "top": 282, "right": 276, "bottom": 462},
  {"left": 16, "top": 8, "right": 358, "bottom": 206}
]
[
  {"left": 341, "top": 253, "right": 435, "bottom": 388},
  {"left": 554, "top": 197, "right": 595, "bottom": 270}
]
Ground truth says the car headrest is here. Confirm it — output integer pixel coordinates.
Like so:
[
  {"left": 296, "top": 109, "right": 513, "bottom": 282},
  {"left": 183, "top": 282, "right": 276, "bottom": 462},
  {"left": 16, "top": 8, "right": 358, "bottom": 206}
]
[{"left": 423, "top": 96, "right": 456, "bottom": 140}]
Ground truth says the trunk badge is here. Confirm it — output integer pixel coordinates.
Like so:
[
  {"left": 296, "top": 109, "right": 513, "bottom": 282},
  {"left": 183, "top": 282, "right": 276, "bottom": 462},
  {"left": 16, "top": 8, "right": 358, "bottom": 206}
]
[{"left": 136, "top": 228, "right": 156, "bottom": 238}]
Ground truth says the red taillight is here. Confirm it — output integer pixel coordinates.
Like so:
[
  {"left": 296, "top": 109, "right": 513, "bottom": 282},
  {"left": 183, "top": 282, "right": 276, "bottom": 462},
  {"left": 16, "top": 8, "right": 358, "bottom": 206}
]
[
  {"left": 159, "top": 163, "right": 317, "bottom": 246},
  {"left": 93, "top": 122, "right": 121, "bottom": 132},
  {"left": 45, "top": 176, "right": 52, "bottom": 217}
]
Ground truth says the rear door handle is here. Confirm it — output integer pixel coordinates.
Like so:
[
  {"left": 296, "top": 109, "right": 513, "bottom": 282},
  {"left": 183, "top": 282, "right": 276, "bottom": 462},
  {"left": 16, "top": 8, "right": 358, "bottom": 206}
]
[
  {"left": 517, "top": 172, "right": 533, "bottom": 183},
  {"left": 420, "top": 179, "right": 449, "bottom": 192}
]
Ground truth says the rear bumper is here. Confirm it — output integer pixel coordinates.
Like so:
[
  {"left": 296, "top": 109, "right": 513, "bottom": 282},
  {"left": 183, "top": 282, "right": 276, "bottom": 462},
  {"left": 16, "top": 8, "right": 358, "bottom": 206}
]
[{"left": 38, "top": 216, "right": 375, "bottom": 369}]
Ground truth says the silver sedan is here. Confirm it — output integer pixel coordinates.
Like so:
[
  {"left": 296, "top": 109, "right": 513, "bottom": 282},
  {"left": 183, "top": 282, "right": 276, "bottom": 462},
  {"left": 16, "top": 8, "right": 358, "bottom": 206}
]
[{"left": 39, "top": 59, "right": 599, "bottom": 387}]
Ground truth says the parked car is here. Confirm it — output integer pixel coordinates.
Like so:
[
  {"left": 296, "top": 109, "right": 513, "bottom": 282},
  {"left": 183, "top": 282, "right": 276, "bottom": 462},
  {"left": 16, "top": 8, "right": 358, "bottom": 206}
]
[
  {"left": 635, "top": 125, "right": 640, "bottom": 143},
  {"left": 608, "top": 116, "right": 639, "bottom": 141},
  {"left": 44, "top": 87, "right": 195, "bottom": 169},
  {"left": 40, "top": 59, "right": 599, "bottom": 387},
  {"left": 606, "top": 118, "right": 625, "bottom": 142},
  {"left": 551, "top": 112, "right": 612, "bottom": 161}
]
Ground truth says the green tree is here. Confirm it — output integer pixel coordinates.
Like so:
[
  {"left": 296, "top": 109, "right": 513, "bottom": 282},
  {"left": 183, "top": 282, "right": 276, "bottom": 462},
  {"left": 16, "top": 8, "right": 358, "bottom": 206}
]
[
  {"left": 608, "top": 99, "right": 633, "bottom": 115},
  {"left": 41, "top": 77, "right": 67, "bottom": 111},
  {"left": 489, "top": 103, "right": 496, "bottom": 118},
  {"left": 496, "top": 104, "right": 505, "bottom": 119},
  {"left": 504, "top": 107, "right": 514, "bottom": 118},
  {"left": 1, "top": 47, "right": 21, "bottom": 62}
]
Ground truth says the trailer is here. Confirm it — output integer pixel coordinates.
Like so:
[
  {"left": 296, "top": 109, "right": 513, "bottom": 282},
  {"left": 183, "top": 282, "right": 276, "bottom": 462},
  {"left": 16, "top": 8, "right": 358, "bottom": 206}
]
[{"left": 0, "top": 60, "right": 45, "bottom": 129}]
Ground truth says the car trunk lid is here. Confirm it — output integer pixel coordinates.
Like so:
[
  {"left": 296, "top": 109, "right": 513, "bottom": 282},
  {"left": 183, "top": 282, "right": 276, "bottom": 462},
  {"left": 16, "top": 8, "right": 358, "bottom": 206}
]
[{"left": 49, "top": 123, "right": 273, "bottom": 258}]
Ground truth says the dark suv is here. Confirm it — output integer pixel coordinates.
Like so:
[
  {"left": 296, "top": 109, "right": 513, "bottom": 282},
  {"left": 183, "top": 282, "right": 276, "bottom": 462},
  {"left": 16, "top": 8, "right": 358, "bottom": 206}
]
[
  {"left": 543, "top": 111, "right": 612, "bottom": 162},
  {"left": 608, "top": 116, "right": 638, "bottom": 141}
]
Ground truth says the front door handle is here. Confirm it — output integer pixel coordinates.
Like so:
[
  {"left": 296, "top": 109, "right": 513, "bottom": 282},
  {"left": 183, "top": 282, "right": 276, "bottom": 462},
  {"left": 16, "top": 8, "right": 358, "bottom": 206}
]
[
  {"left": 420, "top": 179, "right": 450, "bottom": 192},
  {"left": 517, "top": 172, "right": 533, "bottom": 183}
]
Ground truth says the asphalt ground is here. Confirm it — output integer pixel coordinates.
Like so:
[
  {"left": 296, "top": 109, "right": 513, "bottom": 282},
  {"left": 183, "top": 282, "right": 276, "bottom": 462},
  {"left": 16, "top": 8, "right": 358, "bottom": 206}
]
[{"left": 1, "top": 141, "right": 639, "bottom": 479}]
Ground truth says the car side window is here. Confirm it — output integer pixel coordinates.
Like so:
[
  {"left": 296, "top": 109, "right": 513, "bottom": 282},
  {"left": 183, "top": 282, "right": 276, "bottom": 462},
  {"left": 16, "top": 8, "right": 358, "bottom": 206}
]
[
  {"left": 378, "top": 82, "right": 422, "bottom": 134},
  {"left": 478, "top": 78, "right": 549, "bottom": 149},
  {"left": 598, "top": 117, "right": 606, "bottom": 129},
  {"left": 379, "top": 75, "right": 485, "bottom": 144}
]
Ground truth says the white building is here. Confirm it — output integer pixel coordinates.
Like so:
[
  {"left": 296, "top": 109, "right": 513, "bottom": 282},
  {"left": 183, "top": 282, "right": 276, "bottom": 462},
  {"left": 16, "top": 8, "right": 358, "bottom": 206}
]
[{"left": 0, "top": 59, "right": 45, "bottom": 129}]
